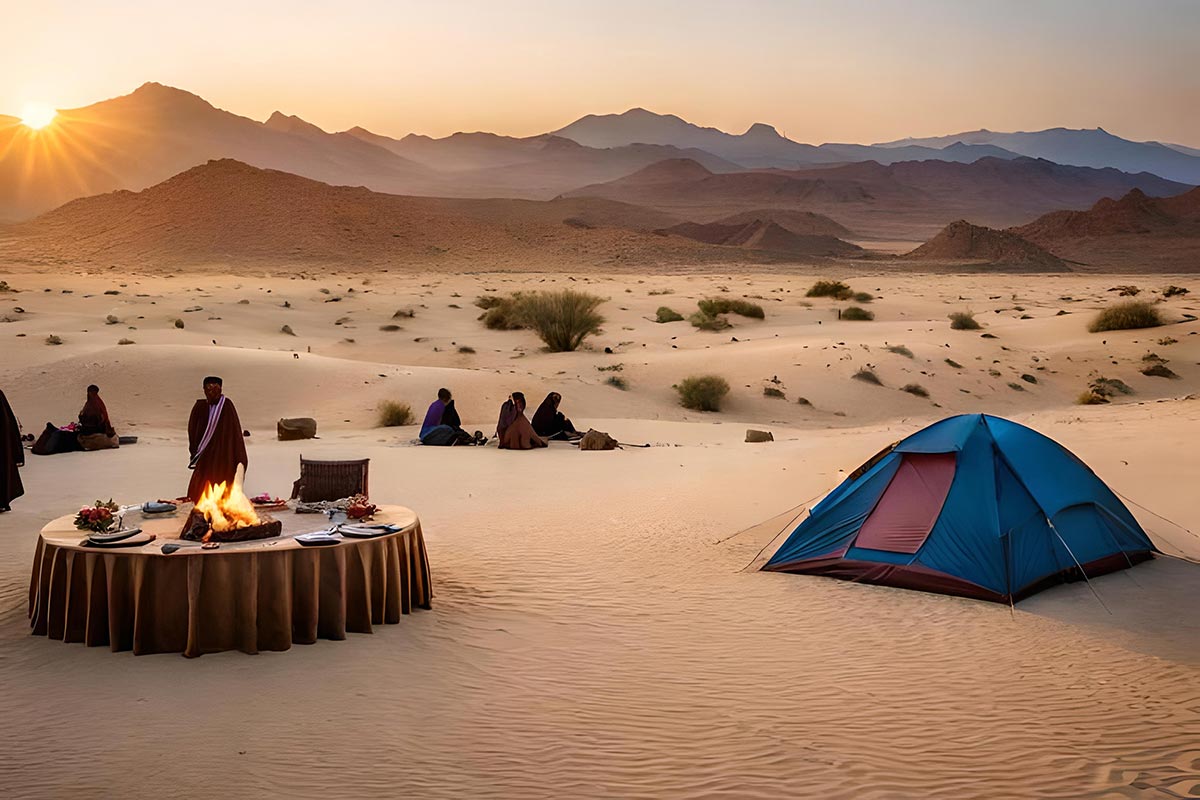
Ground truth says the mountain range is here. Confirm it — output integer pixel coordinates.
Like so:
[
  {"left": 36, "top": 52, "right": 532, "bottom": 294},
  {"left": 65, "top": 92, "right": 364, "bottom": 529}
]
[
  {"left": 561, "top": 156, "right": 1190, "bottom": 239},
  {"left": 2, "top": 82, "right": 1198, "bottom": 224}
]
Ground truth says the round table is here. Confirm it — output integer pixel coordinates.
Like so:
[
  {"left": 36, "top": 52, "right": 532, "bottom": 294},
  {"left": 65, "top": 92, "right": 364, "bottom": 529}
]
[{"left": 28, "top": 505, "right": 432, "bottom": 657}]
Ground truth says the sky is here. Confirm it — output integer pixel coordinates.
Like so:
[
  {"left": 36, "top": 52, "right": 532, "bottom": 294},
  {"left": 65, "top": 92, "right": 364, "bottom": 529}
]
[{"left": 4, "top": 0, "right": 1198, "bottom": 145}]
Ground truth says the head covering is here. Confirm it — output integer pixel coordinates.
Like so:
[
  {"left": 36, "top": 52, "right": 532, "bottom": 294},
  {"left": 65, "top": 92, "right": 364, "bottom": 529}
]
[
  {"left": 531, "top": 392, "right": 562, "bottom": 436},
  {"left": 203, "top": 376, "right": 223, "bottom": 386},
  {"left": 496, "top": 395, "right": 522, "bottom": 436}
]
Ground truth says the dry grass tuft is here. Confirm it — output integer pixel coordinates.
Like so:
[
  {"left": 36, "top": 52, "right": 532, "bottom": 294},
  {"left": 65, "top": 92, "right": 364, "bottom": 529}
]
[
  {"left": 948, "top": 311, "right": 981, "bottom": 330},
  {"left": 377, "top": 400, "right": 415, "bottom": 427},
  {"left": 1088, "top": 301, "right": 1163, "bottom": 333},
  {"left": 675, "top": 375, "right": 730, "bottom": 411}
]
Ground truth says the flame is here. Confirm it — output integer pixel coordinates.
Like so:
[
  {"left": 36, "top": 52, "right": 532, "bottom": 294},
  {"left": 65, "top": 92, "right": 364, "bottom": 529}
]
[{"left": 194, "top": 465, "right": 259, "bottom": 537}]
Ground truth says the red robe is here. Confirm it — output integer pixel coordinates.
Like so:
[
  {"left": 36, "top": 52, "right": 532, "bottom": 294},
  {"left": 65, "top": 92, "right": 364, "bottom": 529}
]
[{"left": 187, "top": 397, "right": 248, "bottom": 501}]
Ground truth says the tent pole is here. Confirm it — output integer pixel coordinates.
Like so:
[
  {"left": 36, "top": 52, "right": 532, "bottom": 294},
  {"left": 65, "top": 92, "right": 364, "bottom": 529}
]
[{"left": 1047, "top": 518, "right": 1112, "bottom": 616}]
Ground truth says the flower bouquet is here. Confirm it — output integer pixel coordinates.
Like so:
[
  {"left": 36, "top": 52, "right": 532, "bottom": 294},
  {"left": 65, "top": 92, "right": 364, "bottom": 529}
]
[
  {"left": 74, "top": 499, "right": 120, "bottom": 533},
  {"left": 345, "top": 494, "right": 377, "bottom": 521}
]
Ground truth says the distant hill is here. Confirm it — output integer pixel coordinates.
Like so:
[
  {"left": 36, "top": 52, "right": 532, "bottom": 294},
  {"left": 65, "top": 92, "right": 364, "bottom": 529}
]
[
  {"left": 657, "top": 220, "right": 862, "bottom": 257},
  {"left": 875, "top": 127, "right": 1200, "bottom": 185},
  {"left": 1010, "top": 186, "right": 1200, "bottom": 270},
  {"left": 342, "top": 127, "right": 744, "bottom": 199},
  {"left": 563, "top": 156, "right": 1192, "bottom": 239},
  {"left": 710, "top": 208, "right": 854, "bottom": 238},
  {"left": 903, "top": 221, "right": 1067, "bottom": 270},
  {"left": 4, "top": 160, "right": 857, "bottom": 270}
]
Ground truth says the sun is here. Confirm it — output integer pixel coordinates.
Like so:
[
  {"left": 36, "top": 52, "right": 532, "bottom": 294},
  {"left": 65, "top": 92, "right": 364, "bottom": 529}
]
[{"left": 20, "top": 102, "right": 57, "bottom": 130}]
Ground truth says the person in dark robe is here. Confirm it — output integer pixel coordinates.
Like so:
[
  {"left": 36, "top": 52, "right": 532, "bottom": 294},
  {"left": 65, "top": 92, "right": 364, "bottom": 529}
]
[
  {"left": 0, "top": 389, "right": 23, "bottom": 512},
  {"left": 497, "top": 392, "right": 548, "bottom": 451},
  {"left": 531, "top": 392, "right": 581, "bottom": 441},
  {"left": 77, "top": 384, "right": 119, "bottom": 450},
  {"left": 420, "top": 388, "right": 484, "bottom": 446},
  {"left": 187, "top": 376, "right": 248, "bottom": 501}
]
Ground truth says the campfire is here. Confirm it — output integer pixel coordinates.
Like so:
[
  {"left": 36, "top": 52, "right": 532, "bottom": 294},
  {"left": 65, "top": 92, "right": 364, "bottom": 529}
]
[{"left": 182, "top": 467, "right": 282, "bottom": 542}]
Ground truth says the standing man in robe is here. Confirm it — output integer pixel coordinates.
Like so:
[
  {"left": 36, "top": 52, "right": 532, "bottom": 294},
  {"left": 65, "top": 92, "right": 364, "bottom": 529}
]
[
  {"left": 187, "top": 376, "right": 248, "bottom": 501},
  {"left": 0, "top": 389, "right": 23, "bottom": 512}
]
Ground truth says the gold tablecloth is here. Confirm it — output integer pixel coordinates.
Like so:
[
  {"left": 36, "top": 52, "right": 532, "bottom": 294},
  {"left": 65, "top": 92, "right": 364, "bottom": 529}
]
[{"left": 28, "top": 505, "right": 432, "bottom": 657}]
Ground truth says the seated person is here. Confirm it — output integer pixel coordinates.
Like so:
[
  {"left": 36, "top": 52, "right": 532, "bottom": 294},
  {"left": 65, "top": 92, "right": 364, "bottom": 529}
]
[
  {"left": 420, "top": 388, "right": 484, "bottom": 446},
  {"left": 531, "top": 392, "right": 581, "bottom": 441},
  {"left": 77, "top": 384, "right": 119, "bottom": 450},
  {"left": 497, "top": 392, "right": 548, "bottom": 451}
]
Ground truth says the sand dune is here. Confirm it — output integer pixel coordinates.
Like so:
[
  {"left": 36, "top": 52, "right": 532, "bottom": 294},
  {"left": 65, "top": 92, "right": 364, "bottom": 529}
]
[{"left": 1, "top": 267, "right": 1199, "bottom": 799}]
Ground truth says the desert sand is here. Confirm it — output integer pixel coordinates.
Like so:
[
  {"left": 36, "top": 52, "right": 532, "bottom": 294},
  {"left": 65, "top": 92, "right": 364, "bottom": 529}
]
[{"left": 1, "top": 268, "right": 1198, "bottom": 799}]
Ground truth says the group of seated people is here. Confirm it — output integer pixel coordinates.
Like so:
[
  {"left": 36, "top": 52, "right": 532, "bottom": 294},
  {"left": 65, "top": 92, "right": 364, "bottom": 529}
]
[{"left": 420, "top": 388, "right": 581, "bottom": 450}]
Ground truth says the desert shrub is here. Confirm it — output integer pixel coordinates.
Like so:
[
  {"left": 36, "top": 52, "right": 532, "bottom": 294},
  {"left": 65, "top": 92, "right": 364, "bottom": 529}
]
[
  {"left": 806, "top": 280, "right": 853, "bottom": 300},
  {"left": 675, "top": 375, "right": 730, "bottom": 411},
  {"left": 795, "top": 397, "right": 811, "bottom": 406},
  {"left": 648, "top": 289, "right": 674, "bottom": 296},
  {"left": 948, "top": 311, "right": 980, "bottom": 330},
  {"left": 852, "top": 292, "right": 874, "bottom": 303},
  {"left": 944, "top": 358, "right": 963, "bottom": 369},
  {"left": 0, "top": 280, "right": 11, "bottom": 292},
  {"left": 1091, "top": 377, "right": 1133, "bottom": 397},
  {"left": 1020, "top": 374, "right": 1038, "bottom": 384},
  {"left": 841, "top": 306, "right": 874, "bottom": 321},
  {"left": 281, "top": 324, "right": 296, "bottom": 335},
  {"left": 1162, "top": 285, "right": 1189, "bottom": 298},
  {"left": 45, "top": 334, "right": 64, "bottom": 345},
  {"left": 901, "top": 383, "right": 929, "bottom": 398},
  {"left": 377, "top": 400, "right": 415, "bottom": 427},
  {"left": 457, "top": 345, "right": 476, "bottom": 354},
  {"left": 1088, "top": 301, "right": 1163, "bottom": 333},
  {"left": 689, "top": 311, "right": 731, "bottom": 331},
  {"left": 656, "top": 306, "right": 685, "bottom": 323},
  {"left": 1157, "top": 337, "right": 1178, "bottom": 346},
  {"left": 174, "top": 319, "right": 185, "bottom": 329},
  {"left": 1109, "top": 285, "right": 1140, "bottom": 296},
  {"left": 474, "top": 295, "right": 503, "bottom": 310},
  {"left": 605, "top": 375, "right": 629, "bottom": 390},
  {"left": 1007, "top": 382, "right": 1025, "bottom": 392},
  {"left": 852, "top": 366, "right": 882, "bottom": 385},
  {"left": 763, "top": 387, "right": 786, "bottom": 399},
  {"left": 887, "top": 344, "right": 913, "bottom": 358},
  {"left": 597, "top": 363, "right": 623, "bottom": 372},
  {"left": 517, "top": 289, "right": 606, "bottom": 352},
  {"left": 117, "top": 338, "right": 135, "bottom": 345},
  {"left": 379, "top": 324, "right": 401, "bottom": 332},
  {"left": 393, "top": 308, "right": 416, "bottom": 318},
  {"left": 1077, "top": 391, "right": 1108, "bottom": 405},
  {"left": 105, "top": 314, "right": 120, "bottom": 325},
  {"left": 480, "top": 301, "right": 527, "bottom": 330},
  {"left": 698, "top": 298, "right": 765, "bottom": 319}
]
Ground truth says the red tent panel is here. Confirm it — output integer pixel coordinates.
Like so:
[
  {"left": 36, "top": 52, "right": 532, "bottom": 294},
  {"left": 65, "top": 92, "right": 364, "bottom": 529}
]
[{"left": 854, "top": 453, "right": 957, "bottom": 553}]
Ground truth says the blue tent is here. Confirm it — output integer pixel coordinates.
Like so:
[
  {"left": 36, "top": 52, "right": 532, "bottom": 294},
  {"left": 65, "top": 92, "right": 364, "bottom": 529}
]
[{"left": 763, "top": 414, "right": 1155, "bottom": 602}]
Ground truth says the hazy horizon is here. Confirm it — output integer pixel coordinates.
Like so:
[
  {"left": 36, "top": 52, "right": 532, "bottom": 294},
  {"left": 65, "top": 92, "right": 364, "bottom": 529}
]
[{"left": 5, "top": 0, "right": 1198, "bottom": 146}]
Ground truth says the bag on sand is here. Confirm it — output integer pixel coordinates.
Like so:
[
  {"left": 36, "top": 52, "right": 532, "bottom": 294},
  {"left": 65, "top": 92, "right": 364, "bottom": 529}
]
[
  {"left": 277, "top": 417, "right": 318, "bottom": 441},
  {"left": 578, "top": 429, "right": 619, "bottom": 451}
]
